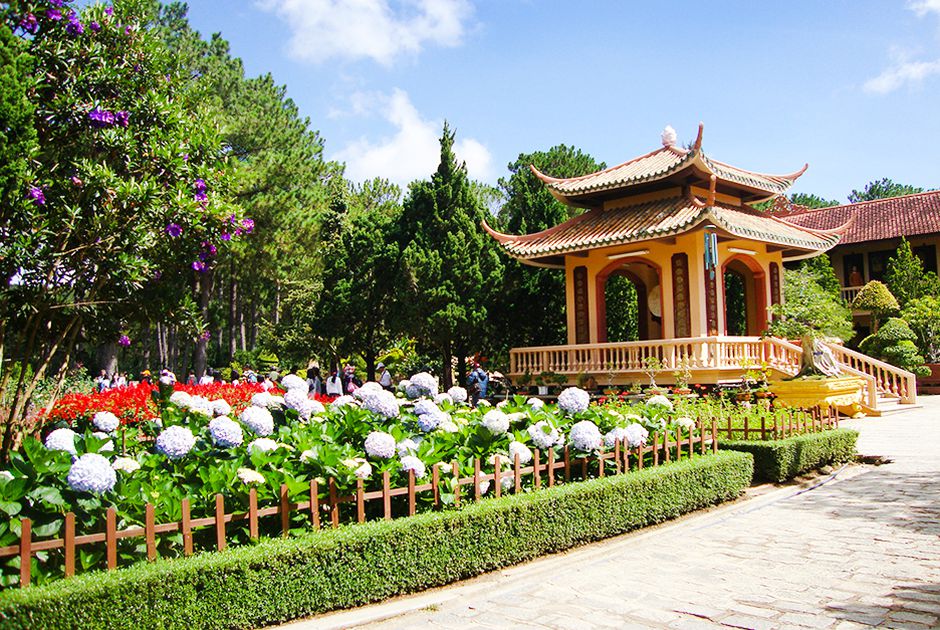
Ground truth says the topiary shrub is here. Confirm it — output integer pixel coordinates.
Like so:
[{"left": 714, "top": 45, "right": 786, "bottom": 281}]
[
  {"left": 859, "top": 317, "right": 930, "bottom": 376},
  {"left": 852, "top": 281, "right": 899, "bottom": 331},
  {"left": 720, "top": 429, "right": 858, "bottom": 482}
]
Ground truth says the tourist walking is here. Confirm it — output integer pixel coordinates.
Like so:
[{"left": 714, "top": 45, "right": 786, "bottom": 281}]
[
  {"left": 325, "top": 368, "right": 343, "bottom": 396},
  {"left": 377, "top": 362, "right": 393, "bottom": 390},
  {"left": 307, "top": 367, "right": 323, "bottom": 396},
  {"left": 467, "top": 362, "right": 489, "bottom": 406}
]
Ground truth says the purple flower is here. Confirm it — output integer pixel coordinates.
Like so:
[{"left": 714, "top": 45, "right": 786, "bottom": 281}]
[
  {"left": 165, "top": 223, "right": 182, "bottom": 238},
  {"left": 118, "top": 335, "right": 131, "bottom": 347},
  {"left": 193, "top": 178, "right": 207, "bottom": 193},
  {"left": 192, "top": 260, "right": 206, "bottom": 272},
  {"left": 28, "top": 187, "right": 45, "bottom": 206},
  {"left": 220, "top": 232, "right": 231, "bottom": 241},
  {"left": 88, "top": 108, "right": 114, "bottom": 128},
  {"left": 66, "top": 17, "right": 84, "bottom": 36},
  {"left": 114, "top": 111, "right": 129, "bottom": 127},
  {"left": 47, "top": 9, "right": 63, "bottom": 21},
  {"left": 124, "top": 25, "right": 132, "bottom": 35},
  {"left": 19, "top": 14, "right": 39, "bottom": 33},
  {"left": 133, "top": 64, "right": 142, "bottom": 73},
  {"left": 200, "top": 330, "right": 212, "bottom": 341},
  {"left": 194, "top": 191, "right": 207, "bottom": 202},
  {"left": 104, "top": 6, "right": 113, "bottom": 17},
  {"left": 182, "top": 153, "right": 189, "bottom": 161},
  {"left": 49, "top": 0, "right": 65, "bottom": 7},
  {"left": 89, "top": 21, "right": 100, "bottom": 32},
  {"left": 153, "top": 270, "right": 162, "bottom": 280},
  {"left": 71, "top": 176, "right": 83, "bottom": 187},
  {"left": 242, "top": 218, "right": 255, "bottom": 233}
]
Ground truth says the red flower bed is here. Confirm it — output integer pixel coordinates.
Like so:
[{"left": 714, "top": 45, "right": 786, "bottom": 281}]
[{"left": 44, "top": 382, "right": 334, "bottom": 425}]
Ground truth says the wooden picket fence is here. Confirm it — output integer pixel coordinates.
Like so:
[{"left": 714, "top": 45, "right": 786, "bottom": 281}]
[
  {"left": 710, "top": 406, "right": 840, "bottom": 441},
  {"left": 2, "top": 421, "right": 719, "bottom": 588}
]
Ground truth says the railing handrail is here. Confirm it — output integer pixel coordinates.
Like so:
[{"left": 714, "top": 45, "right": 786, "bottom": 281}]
[
  {"left": 509, "top": 336, "right": 762, "bottom": 354},
  {"left": 823, "top": 341, "right": 917, "bottom": 404}
]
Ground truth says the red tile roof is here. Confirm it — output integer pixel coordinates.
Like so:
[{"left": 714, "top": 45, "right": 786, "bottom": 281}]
[
  {"left": 484, "top": 192, "right": 841, "bottom": 266},
  {"left": 782, "top": 191, "right": 940, "bottom": 245}
]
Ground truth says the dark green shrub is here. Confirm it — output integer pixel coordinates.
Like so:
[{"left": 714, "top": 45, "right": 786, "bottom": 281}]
[
  {"left": 859, "top": 317, "right": 930, "bottom": 376},
  {"left": 720, "top": 429, "right": 858, "bottom": 483},
  {"left": 0, "top": 452, "right": 752, "bottom": 629}
]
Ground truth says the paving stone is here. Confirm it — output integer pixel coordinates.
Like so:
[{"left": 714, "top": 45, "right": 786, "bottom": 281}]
[
  {"left": 778, "top": 612, "right": 837, "bottom": 628},
  {"left": 719, "top": 614, "right": 779, "bottom": 630},
  {"left": 888, "top": 610, "right": 938, "bottom": 625}
]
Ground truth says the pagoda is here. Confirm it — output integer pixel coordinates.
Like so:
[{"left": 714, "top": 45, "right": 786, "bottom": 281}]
[{"left": 484, "top": 125, "right": 878, "bottom": 394}]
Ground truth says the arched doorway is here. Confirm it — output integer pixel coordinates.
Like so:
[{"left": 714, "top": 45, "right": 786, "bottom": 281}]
[
  {"left": 722, "top": 256, "right": 767, "bottom": 336},
  {"left": 597, "top": 259, "right": 662, "bottom": 342}
]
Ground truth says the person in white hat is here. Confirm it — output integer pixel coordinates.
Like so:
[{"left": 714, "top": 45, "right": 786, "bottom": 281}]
[{"left": 377, "top": 362, "right": 393, "bottom": 390}]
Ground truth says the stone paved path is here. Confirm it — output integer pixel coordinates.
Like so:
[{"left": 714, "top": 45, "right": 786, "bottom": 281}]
[{"left": 295, "top": 398, "right": 940, "bottom": 630}]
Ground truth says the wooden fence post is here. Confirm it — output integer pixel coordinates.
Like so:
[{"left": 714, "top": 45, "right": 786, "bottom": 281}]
[
  {"left": 215, "top": 494, "right": 226, "bottom": 551},
  {"left": 309, "top": 480, "right": 320, "bottom": 530},
  {"left": 248, "top": 487, "right": 259, "bottom": 539},
  {"left": 547, "top": 448, "right": 555, "bottom": 487},
  {"left": 614, "top": 440, "right": 621, "bottom": 474},
  {"left": 382, "top": 471, "right": 392, "bottom": 519},
  {"left": 64, "top": 512, "right": 76, "bottom": 577},
  {"left": 452, "top": 461, "right": 461, "bottom": 507},
  {"left": 514, "top": 453, "right": 522, "bottom": 493},
  {"left": 533, "top": 449, "right": 541, "bottom": 489},
  {"left": 106, "top": 507, "right": 117, "bottom": 570},
  {"left": 711, "top": 419, "right": 718, "bottom": 454},
  {"left": 356, "top": 479, "right": 366, "bottom": 523},
  {"left": 181, "top": 499, "right": 193, "bottom": 556},
  {"left": 473, "top": 459, "right": 481, "bottom": 500},
  {"left": 563, "top": 446, "right": 571, "bottom": 483},
  {"left": 408, "top": 470, "right": 416, "bottom": 516},
  {"left": 145, "top": 503, "right": 156, "bottom": 561},
  {"left": 329, "top": 478, "right": 340, "bottom": 528},
  {"left": 19, "top": 517, "right": 30, "bottom": 588},
  {"left": 280, "top": 484, "right": 290, "bottom": 537},
  {"left": 493, "top": 455, "right": 502, "bottom": 499}
]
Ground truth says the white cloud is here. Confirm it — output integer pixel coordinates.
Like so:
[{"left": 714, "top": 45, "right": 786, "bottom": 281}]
[
  {"left": 257, "top": 0, "right": 473, "bottom": 66},
  {"left": 908, "top": 0, "right": 940, "bottom": 17},
  {"left": 864, "top": 57, "right": 940, "bottom": 93},
  {"left": 333, "top": 89, "right": 492, "bottom": 185}
]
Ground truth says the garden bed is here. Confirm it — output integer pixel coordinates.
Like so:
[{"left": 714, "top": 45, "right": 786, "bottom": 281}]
[
  {"left": 0, "top": 451, "right": 753, "bottom": 630},
  {"left": 719, "top": 429, "right": 859, "bottom": 482}
]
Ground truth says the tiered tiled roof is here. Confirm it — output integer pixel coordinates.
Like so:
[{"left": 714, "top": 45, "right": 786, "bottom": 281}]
[
  {"left": 484, "top": 191, "right": 843, "bottom": 267},
  {"left": 531, "top": 124, "right": 807, "bottom": 204},
  {"left": 781, "top": 191, "right": 940, "bottom": 245}
]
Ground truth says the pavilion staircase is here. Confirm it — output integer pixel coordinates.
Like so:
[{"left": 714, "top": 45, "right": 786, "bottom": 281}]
[{"left": 508, "top": 336, "right": 918, "bottom": 415}]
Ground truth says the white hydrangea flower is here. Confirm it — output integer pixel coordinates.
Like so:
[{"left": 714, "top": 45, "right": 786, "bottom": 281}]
[
  {"left": 209, "top": 417, "right": 244, "bottom": 448},
  {"left": 527, "top": 421, "right": 562, "bottom": 450},
  {"left": 187, "top": 396, "right": 213, "bottom": 417},
  {"left": 399, "top": 455, "right": 426, "bottom": 478},
  {"left": 67, "top": 453, "right": 116, "bottom": 494},
  {"left": 265, "top": 395, "right": 285, "bottom": 410},
  {"left": 447, "top": 386, "right": 467, "bottom": 403},
  {"left": 211, "top": 398, "right": 232, "bottom": 417},
  {"left": 300, "top": 449, "right": 316, "bottom": 463},
  {"left": 396, "top": 379, "right": 411, "bottom": 393},
  {"left": 476, "top": 399, "right": 491, "bottom": 407},
  {"left": 364, "top": 431, "right": 396, "bottom": 459},
  {"left": 557, "top": 387, "right": 591, "bottom": 414},
  {"left": 239, "top": 406, "right": 274, "bottom": 436},
  {"left": 496, "top": 399, "right": 510, "bottom": 408},
  {"left": 478, "top": 480, "right": 491, "bottom": 495},
  {"left": 250, "top": 392, "right": 272, "bottom": 408},
  {"left": 625, "top": 423, "right": 650, "bottom": 448},
  {"left": 676, "top": 416, "right": 696, "bottom": 430},
  {"left": 507, "top": 412, "right": 527, "bottom": 423},
  {"left": 280, "top": 374, "right": 307, "bottom": 392},
  {"left": 45, "top": 428, "right": 78, "bottom": 454},
  {"left": 500, "top": 476, "right": 514, "bottom": 492},
  {"left": 151, "top": 417, "right": 163, "bottom": 428},
  {"left": 526, "top": 397, "right": 545, "bottom": 409},
  {"left": 509, "top": 440, "right": 533, "bottom": 464},
  {"left": 169, "top": 391, "right": 192, "bottom": 407},
  {"left": 438, "top": 417, "right": 459, "bottom": 433},
  {"left": 417, "top": 409, "right": 443, "bottom": 432},
  {"left": 283, "top": 388, "right": 309, "bottom": 411},
  {"left": 434, "top": 392, "right": 453, "bottom": 406},
  {"left": 354, "top": 381, "right": 383, "bottom": 400},
  {"left": 413, "top": 399, "right": 440, "bottom": 417},
  {"left": 330, "top": 395, "right": 358, "bottom": 410},
  {"left": 646, "top": 394, "right": 673, "bottom": 410},
  {"left": 361, "top": 390, "right": 400, "bottom": 419},
  {"left": 91, "top": 432, "right": 115, "bottom": 453},
  {"left": 408, "top": 372, "right": 438, "bottom": 398},
  {"left": 0, "top": 470, "right": 14, "bottom": 481},
  {"left": 111, "top": 456, "right": 141, "bottom": 473},
  {"left": 604, "top": 426, "right": 631, "bottom": 448},
  {"left": 248, "top": 437, "right": 279, "bottom": 454},
  {"left": 156, "top": 426, "right": 196, "bottom": 460},
  {"left": 237, "top": 467, "right": 266, "bottom": 485},
  {"left": 396, "top": 438, "right": 420, "bottom": 457},
  {"left": 354, "top": 460, "right": 373, "bottom": 479},
  {"left": 306, "top": 399, "right": 325, "bottom": 416},
  {"left": 482, "top": 410, "right": 510, "bottom": 435},
  {"left": 569, "top": 420, "right": 602, "bottom": 452},
  {"left": 92, "top": 411, "right": 120, "bottom": 433},
  {"left": 294, "top": 398, "right": 319, "bottom": 421}
]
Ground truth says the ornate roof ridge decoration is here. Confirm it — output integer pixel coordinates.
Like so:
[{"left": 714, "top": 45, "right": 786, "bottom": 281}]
[
  {"left": 483, "top": 191, "right": 846, "bottom": 268},
  {"left": 529, "top": 123, "right": 808, "bottom": 202}
]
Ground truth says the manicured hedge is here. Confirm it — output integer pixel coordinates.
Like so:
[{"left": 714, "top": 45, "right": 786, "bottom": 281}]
[
  {"left": 719, "top": 428, "right": 858, "bottom": 483},
  {"left": 0, "top": 451, "right": 752, "bottom": 630}
]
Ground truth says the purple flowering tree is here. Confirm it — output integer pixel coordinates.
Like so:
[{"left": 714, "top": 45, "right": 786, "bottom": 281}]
[{"left": 0, "top": 0, "right": 241, "bottom": 457}]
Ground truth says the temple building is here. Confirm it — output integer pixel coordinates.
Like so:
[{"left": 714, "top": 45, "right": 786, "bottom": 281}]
[{"left": 485, "top": 125, "right": 917, "bottom": 410}]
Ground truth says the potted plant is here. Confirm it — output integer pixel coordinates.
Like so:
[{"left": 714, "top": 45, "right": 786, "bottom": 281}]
[
  {"left": 642, "top": 356, "right": 666, "bottom": 394},
  {"left": 672, "top": 359, "right": 692, "bottom": 395},
  {"left": 535, "top": 371, "right": 553, "bottom": 396},
  {"left": 551, "top": 371, "right": 568, "bottom": 392},
  {"left": 516, "top": 370, "right": 532, "bottom": 393}
]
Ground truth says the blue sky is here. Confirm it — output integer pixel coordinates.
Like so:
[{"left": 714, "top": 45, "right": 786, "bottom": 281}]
[{"left": 184, "top": 0, "right": 940, "bottom": 202}]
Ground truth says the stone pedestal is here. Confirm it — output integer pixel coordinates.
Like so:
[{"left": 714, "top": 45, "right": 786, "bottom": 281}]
[{"left": 769, "top": 376, "right": 866, "bottom": 418}]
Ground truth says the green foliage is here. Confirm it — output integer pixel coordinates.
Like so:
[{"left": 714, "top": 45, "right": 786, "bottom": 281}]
[
  {"left": 489, "top": 145, "right": 605, "bottom": 355},
  {"left": 723, "top": 270, "right": 747, "bottom": 336},
  {"left": 848, "top": 178, "right": 924, "bottom": 203},
  {"left": 902, "top": 296, "right": 940, "bottom": 363},
  {"left": 0, "top": 452, "right": 752, "bottom": 628},
  {"left": 884, "top": 238, "right": 940, "bottom": 308},
  {"left": 851, "top": 281, "right": 899, "bottom": 329},
  {"left": 604, "top": 275, "right": 638, "bottom": 342},
  {"left": 798, "top": 255, "right": 841, "bottom": 299},
  {"left": 789, "top": 193, "right": 839, "bottom": 209},
  {"left": 399, "top": 124, "right": 504, "bottom": 385},
  {"left": 859, "top": 318, "right": 930, "bottom": 376},
  {"left": 720, "top": 429, "right": 858, "bottom": 482},
  {"left": 769, "top": 268, "right": 854, "bottom": 341},
  {"left": 0, "top": 22, "right": 35, "bottom": 213}
]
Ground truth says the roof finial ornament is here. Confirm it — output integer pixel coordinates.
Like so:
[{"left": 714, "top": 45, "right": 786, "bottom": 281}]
[
  {"left": 693, "top": 122, "right": 704, "bottom": 151},
  {"left": 661, "top": 125, "right": 678, "bottom": 148}
]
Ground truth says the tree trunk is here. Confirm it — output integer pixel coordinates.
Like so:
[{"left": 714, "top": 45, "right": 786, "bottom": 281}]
[
  {"left": 97, "top": 341, "right": 118, "bottom": 376},
  {"left": 228, "top": 273, "right": 238, "bottom": 362},
  {"left": 456, "top": 352, "right": 467, "bottom": 387},
  {"left": 441, "top": 341, "right": 453, "bottom": 389},
  {"left": 193, "top": 268, "right": 214, "bottom": 378}
]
